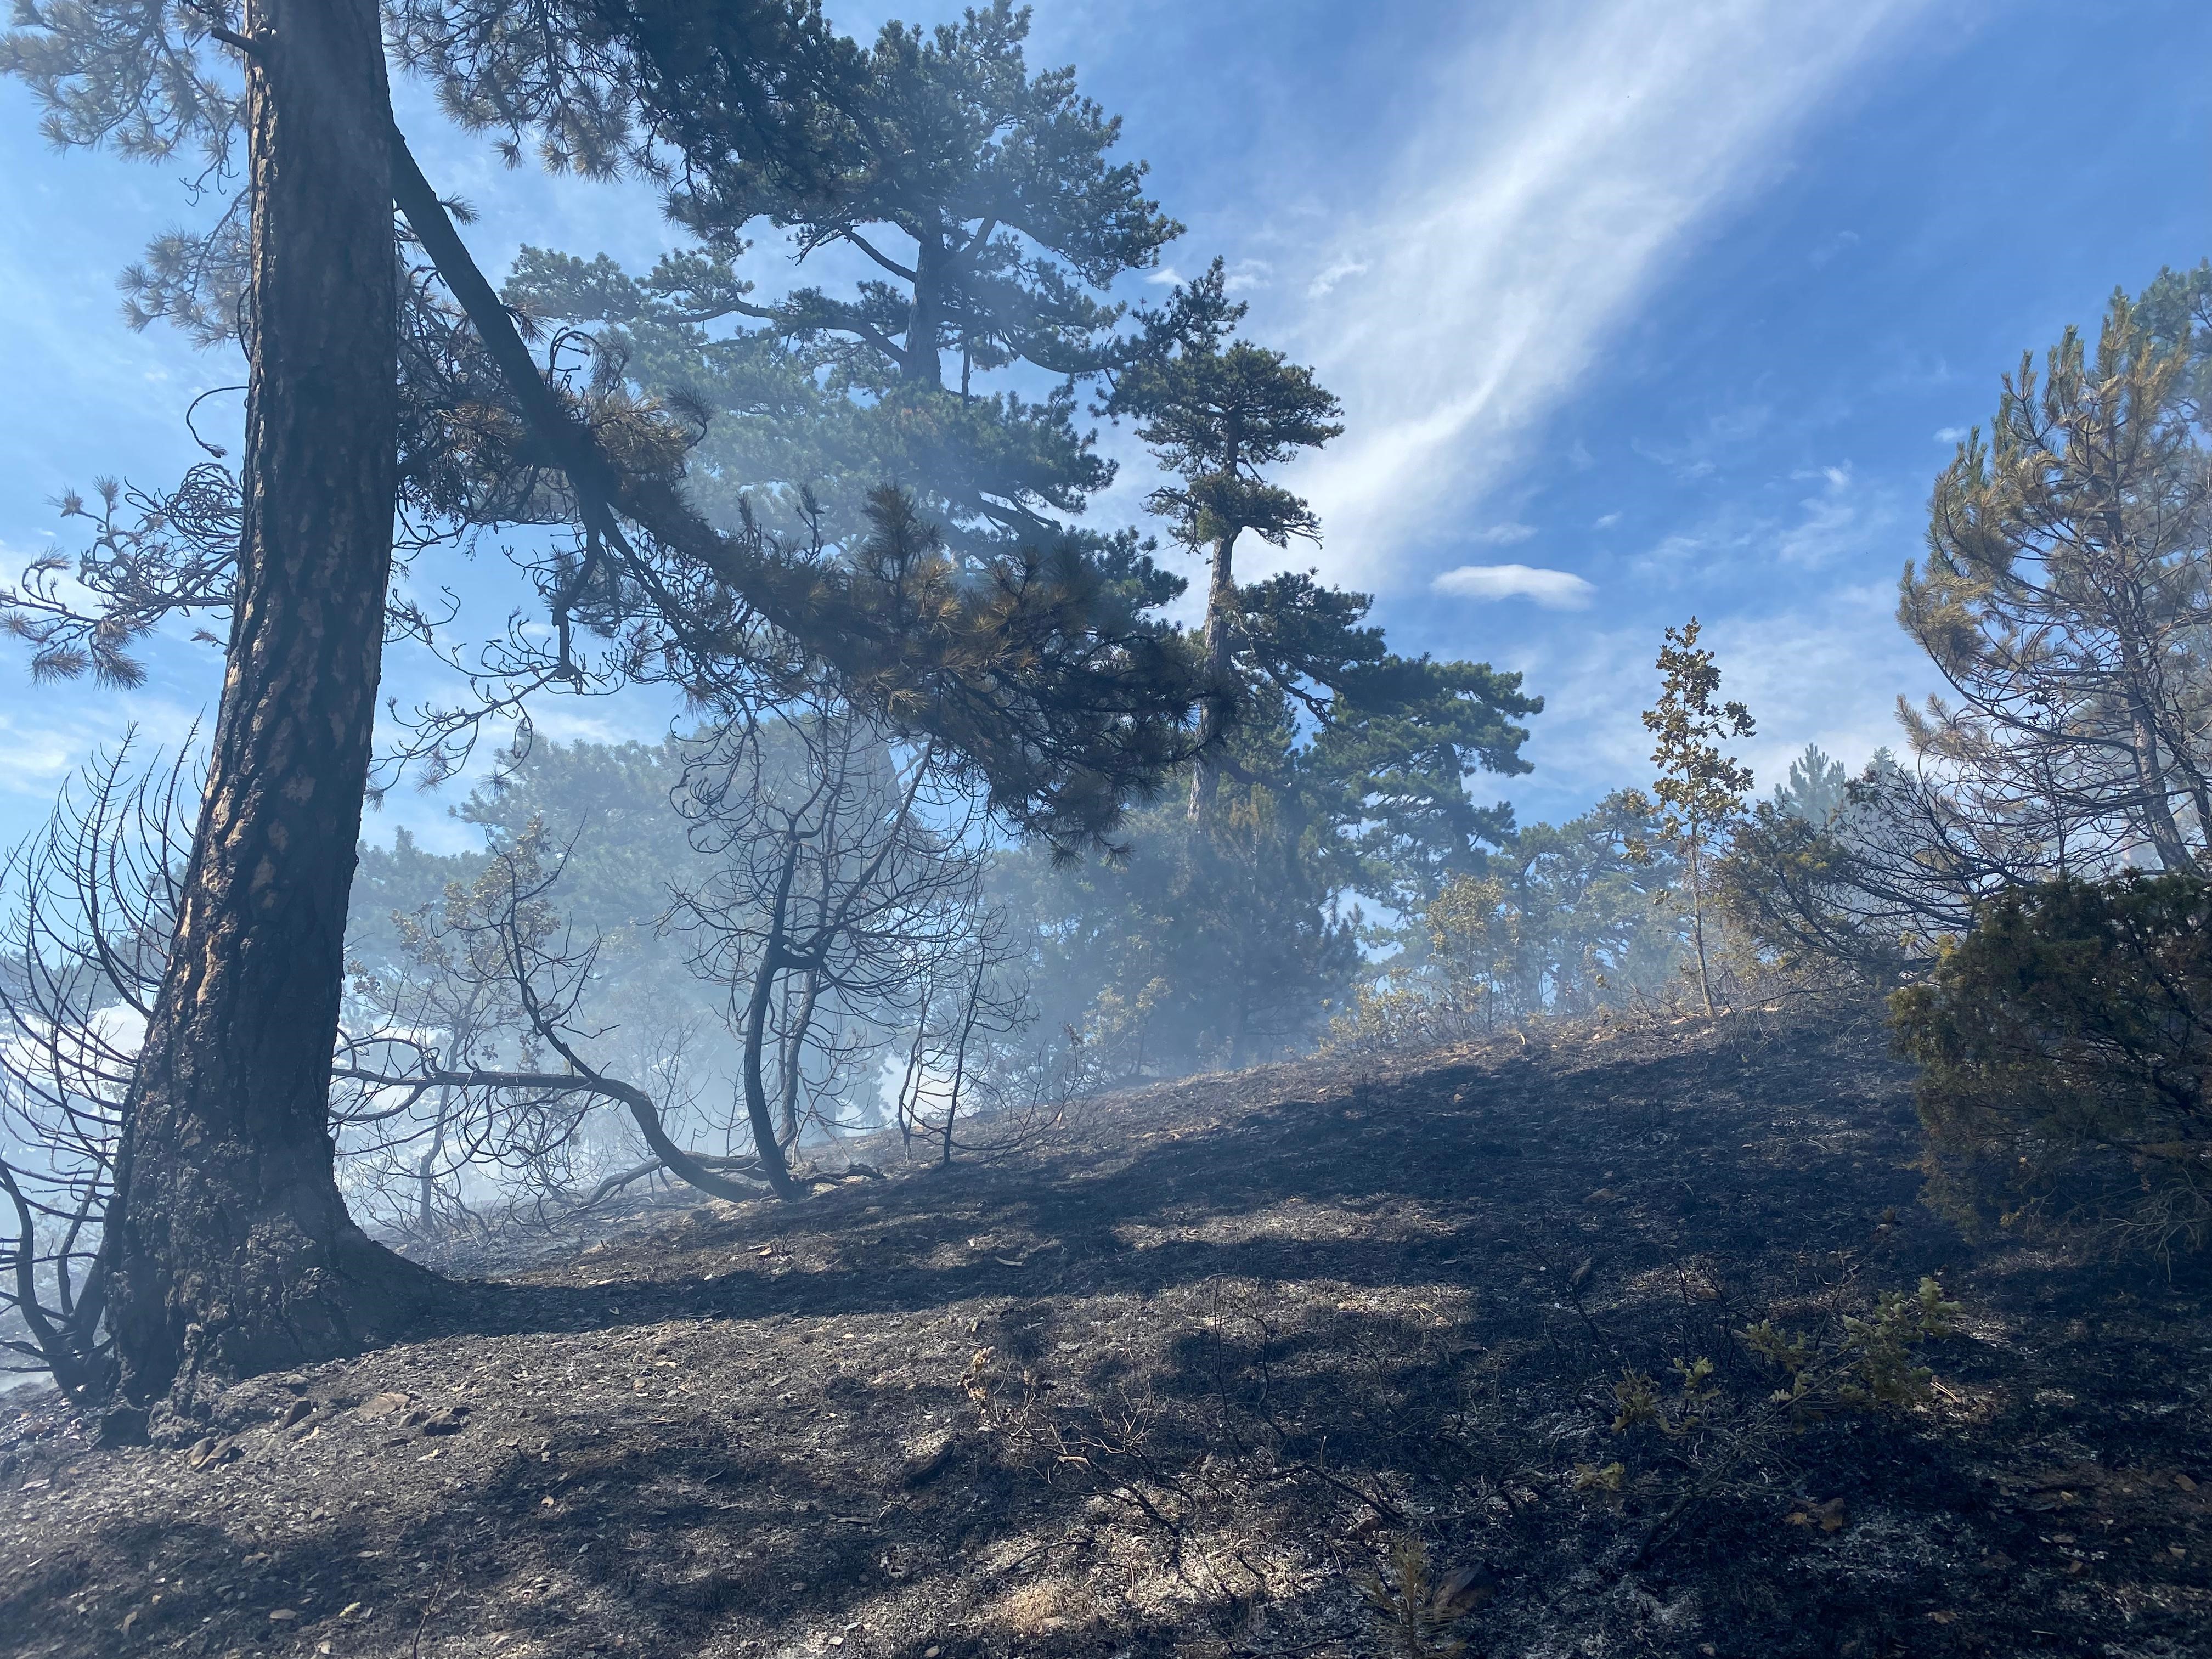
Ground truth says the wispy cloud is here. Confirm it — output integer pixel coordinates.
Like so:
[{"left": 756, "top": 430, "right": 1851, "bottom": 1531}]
[
  {"left": 1432, "top": 563, "right": 1596, "bottom": 608},
  {"left": 1807, "top": 228, "right": 1861, "bottom": 268},
  {"left": 1222, "top": 257, "right": 1273, "bottom": 294},
  {"left": 0, "top": 691, "right": 205, "bottom": 817},
  {"left": 1776, "top": 462, "right": 1869, "bottom": 567},
  {"left": 0, "top": 712, "right": 80, "bottom": 798},
  {"left": 1623, "top": 461, "right": 1905, "bottom": 584},
  {"left": 1267, "top": 0, "right": 1937, "bottom": 587},
  {"left": 1471, "top": 522, "right": 1539, "bottom": 546},
  {"left": 1307, "top": 256, "right": 1369, "bottom": 298}
]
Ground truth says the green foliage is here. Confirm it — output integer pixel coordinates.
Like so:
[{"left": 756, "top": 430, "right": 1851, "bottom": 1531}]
[
  {"left": 667, "top": 0, "right": 1176, "bottom": 388},
  {"left": 1570, "top": 1459, "right": 1625, "bottom": 1494},
  {"left": 1297, "top": 636, "right": 1538, "bottom": 913},
  {"left": 1898, "top": 284, "right": 2212, "bottom": 878},
  {"left": 1628, "top": 618, "right": 1757, "bottom": 850},
  {"left": 991, "top": 614, "right": 1544, "bottom": 1080},
  {"left": 1621, "top": 618, "right": 1754, "bottom": 1013},
  {"left": 0, "top": 0, "right": 241, "bottom": 168},
  {"left": 504, "top": 0, "right": 1176, "bottom": 562},
  {"left": 1602, "top": 1274, "right": 1959, "bottom": 1562},
  {"left": 1104, "top": 258, "right": 1344, "bottom": 554},
  {"left": 1742, "top": 1277, "right": 1960, "bottom": 1417},
  {"left": 977, "top": 258, "right": 1539, "bottom": 1076},
  {"left": 352, "top": 737, "right": 706, "bottom": 976},
  {"left": 1771, "top": 743, "right": 1848, "bottom": 825},
  {"left": 2134, "top": 258, "right": 2212, "bottom": 416},
  {"left": 1891, "top": 873, "right": 2212, "bottom": 1255},
  {"left": 1712, "top": 272, "right": 2212, "bottom": 995},
  {"left": 1716, "top": 793, "right": 1913, "bottom": 986},
  {"left": 1610, "top": 1355, "right": 1716, "bottom": 1437},
  {"left": 1330, "top": 793, "right": 1685, "bottom": 1050},
  {"left": 990, "top": 782, "right": 1359, "bottom": 1077},
  {"left": 504, "top": 246, "right": 1137, "bottom": 565}
]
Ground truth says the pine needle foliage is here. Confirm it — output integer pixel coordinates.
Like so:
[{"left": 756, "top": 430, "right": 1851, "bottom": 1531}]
[
  {"left": 1897, "top": 286, "right": 2212, "bottom": 878},
  {"left": 1892, "top": 873, "right": 2212, "bottom": 1257}
]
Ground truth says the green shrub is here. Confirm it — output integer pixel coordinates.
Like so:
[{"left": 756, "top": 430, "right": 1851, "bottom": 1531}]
[{"left": 1891, "top": 873, "right": 2212, "bottom": 1256}]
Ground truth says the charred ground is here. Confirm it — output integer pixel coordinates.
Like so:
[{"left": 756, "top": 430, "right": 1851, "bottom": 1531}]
[{"left": 1, "top": 1000, "right": 2207, "bottom": 1659}]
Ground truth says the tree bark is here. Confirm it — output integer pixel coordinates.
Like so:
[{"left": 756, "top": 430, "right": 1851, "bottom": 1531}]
[
  {"left": 740, "top": 840, "right": 805, "bottom": 1200},
  {"left": 904, "top": 234, "right": 947, "bottom": 388},
  {"left": 1688, "top": 829, "right": 1714, "bottom": 1016},
  {"left": 776, "top": 968, "right": 821, "bottom": 1147},
  {"left": 101, "top": 0, "right": 434, "bottom": 1407},
  {"left": 1188, "top": 528, "right": 1240, "bottom": 821}
]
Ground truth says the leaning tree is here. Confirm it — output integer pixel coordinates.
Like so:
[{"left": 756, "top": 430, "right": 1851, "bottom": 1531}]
[{"left": 0, "top": 0, "right": 1202, "bottom": 1413}]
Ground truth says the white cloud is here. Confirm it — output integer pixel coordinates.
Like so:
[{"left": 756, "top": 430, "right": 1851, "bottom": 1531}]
[
  {"left": 1593, "top": 512, "right": 1622, "bottom": 529},
  {"left": 0, "top": 713, "right": 80, "bottom": 795},
  {"left": 1933, "top": 425, "right": 1966, "bottom": 443},
  {"left": 1307, "top": 256, "right": 1369, "bottom": 298},
  {"left": 0, "top": 687, "right": 208, "bottom": 862},
  {"left": 1265, "top": 0, "right": 1938, "bottom": 589},
  {"left": 1222, "top": 257, "right": 1273, "bottom": 294},
  {"left": 1615, "top": 460, "right": 1905, "bottom": 584},
  {"left": 1472, "top": 522, "right": 1539, "bottom": 546},
  {"left": 1633, "top": 529, "right": 1723, "bottom": 580},
  {"left": 1432, "top": 563, "right": 1596, "bottom": 608}
]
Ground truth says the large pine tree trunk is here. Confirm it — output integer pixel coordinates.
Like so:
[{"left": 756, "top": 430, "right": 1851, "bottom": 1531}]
[
  {"left": 1187, "top": 529, "right": 1240, "bottom": 822},
  {"left": 102, "top": 0, "right": 433, "bottom": 1408}
]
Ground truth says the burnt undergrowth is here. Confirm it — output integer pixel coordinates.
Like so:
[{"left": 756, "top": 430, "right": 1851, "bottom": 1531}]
[{"left": 1, "top": 997, "right": 2207, "bottom": 1658}]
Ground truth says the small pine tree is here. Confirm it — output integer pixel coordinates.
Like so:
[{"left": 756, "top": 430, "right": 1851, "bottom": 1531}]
[
  {"left": 1772, "top": 742, "right": 1848, "bottom": 824},
  {"left": 1623, "top": 619, "right": 1756, "bottom": 1014}
]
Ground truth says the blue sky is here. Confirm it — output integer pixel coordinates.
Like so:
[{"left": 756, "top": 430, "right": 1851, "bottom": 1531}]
[{"left": 1, "top": 0, "right": 2208, "bottom": 850}]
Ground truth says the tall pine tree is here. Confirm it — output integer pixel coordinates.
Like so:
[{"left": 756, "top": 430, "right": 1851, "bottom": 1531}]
[
  {"left": 1, "top": 0, "right": 1203, "bottom": 1407},
  {"left": 506, "top": 0, "right": 1179, "bottom": 561}
]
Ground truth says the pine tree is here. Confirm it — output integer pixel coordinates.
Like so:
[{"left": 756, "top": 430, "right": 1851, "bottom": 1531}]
[
  {"left": 507, "top": 0, "right": 1180, "bottom": 560},
  {"left": 1771, "top": 743, "right": 1848, "bottom": 825},
  {"left": 1104, "top": 258, "right": 1344, "bottom": 819},
  {"left": 1898, "top": 287, "right": 2212, "bottom": 877},
  {"left": 0, "top": 1, "right": 1204, "bottom": 1406}
]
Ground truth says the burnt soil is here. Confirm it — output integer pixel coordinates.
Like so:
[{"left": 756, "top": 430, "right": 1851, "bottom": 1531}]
[{"left": 2, "top": 1000, "right": 2209, "bottom": 1659}]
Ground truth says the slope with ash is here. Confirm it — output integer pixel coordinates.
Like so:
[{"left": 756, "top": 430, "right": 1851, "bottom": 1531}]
[{"left": 1, "top": 1001, "right": 2207, "bottom": 1658}]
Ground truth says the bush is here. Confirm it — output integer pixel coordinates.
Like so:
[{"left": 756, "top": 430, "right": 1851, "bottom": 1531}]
[{"left": 1891, "top": 873, "right": 2212, "bottom": 1257}]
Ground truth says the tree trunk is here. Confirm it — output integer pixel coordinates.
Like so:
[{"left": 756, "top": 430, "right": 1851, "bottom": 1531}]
[
  {"left": 416, "top": 1092, "right": 450, "bottom": 1234},
  {"left": 776, "top": 968, "right": 820, "bottom": 1147},
  {"left": 2124, "top": 686, "right": 2198, "bottom": 873},
  {"left": 905, "top": 236, "right": 947, "bottom": 389},
  {"left": 1688, "top": 831, "right": 1714, "bottom": 1016},
  {"left": 100, "top": 0, "right": 434, "bottom": 1409},
  {"left": 1187, "top": 528, "right": 1240, "bottom": 821},
  {"left": 741, "top": 839, "right": 804, "bottom": 1200},
  {"left": 742, "top": 949, "right": 802, "bottom": 1200}
]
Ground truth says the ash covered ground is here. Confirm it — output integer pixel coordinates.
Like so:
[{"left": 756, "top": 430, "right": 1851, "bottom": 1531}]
[{"left": 2, "top": 1001, "right": 2207, "bottom": 1659}]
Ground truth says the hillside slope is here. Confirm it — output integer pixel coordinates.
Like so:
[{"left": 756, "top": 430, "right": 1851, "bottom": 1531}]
[{"left": 2, "top": 1002, "right": 2208, "bottom": 1658}]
